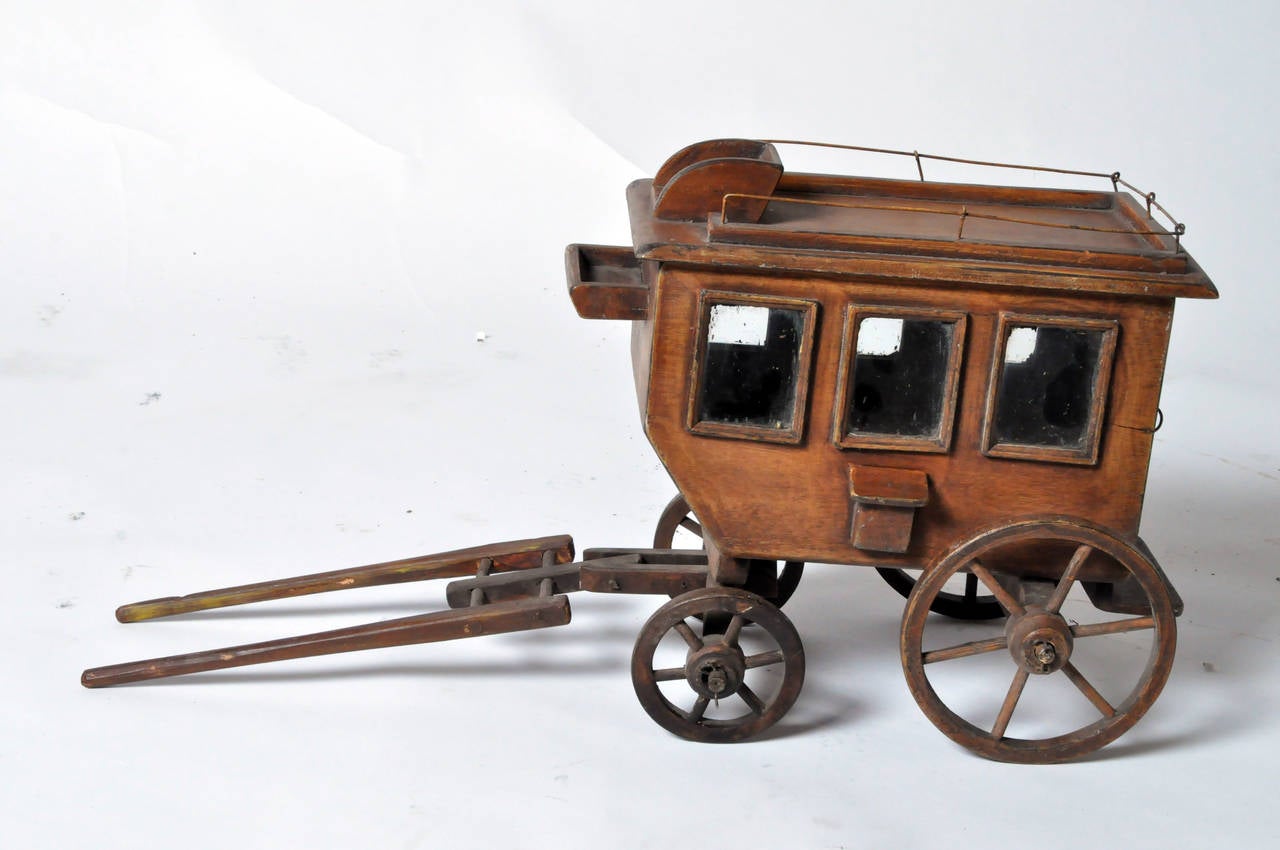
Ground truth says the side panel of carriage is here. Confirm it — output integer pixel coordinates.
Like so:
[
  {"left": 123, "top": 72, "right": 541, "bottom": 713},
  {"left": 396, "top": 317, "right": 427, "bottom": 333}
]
[{"left": 636, "top": 266, "right": 1174, "bottom": 580}]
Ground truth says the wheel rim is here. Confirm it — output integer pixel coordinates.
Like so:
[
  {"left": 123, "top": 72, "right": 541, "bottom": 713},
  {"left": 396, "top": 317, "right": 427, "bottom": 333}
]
[
  {"left": 900, "top": 519, "right": 1176, "bottom": 763},
  {"left": 632, "top": 587, "right": 805, "bottom": 743},
  {"left": 653, "top": 493, "right": 703, "bottom": 549},
  {"left": 876, "top": 567, "right": 1005, "bottom": 620},
  {"left": 653, "top": 494, "right": 804, "bottom": 607}
]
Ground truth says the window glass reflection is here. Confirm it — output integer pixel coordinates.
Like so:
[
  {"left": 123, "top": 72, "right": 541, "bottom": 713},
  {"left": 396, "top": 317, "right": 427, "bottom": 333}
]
[
  {"left": 698, "top": 304, "right": 804, "bottom": 430},
  {"left": 847, "top": 317, "right": 956, "bottom": 439},
  {"left": 993, "top": 325, "right": 1106, "bottom": 449}
]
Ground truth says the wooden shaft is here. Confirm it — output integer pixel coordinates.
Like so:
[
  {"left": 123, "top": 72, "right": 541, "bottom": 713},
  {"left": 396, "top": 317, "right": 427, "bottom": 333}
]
[
  {"left": 114, "top": 535, "right": 574, "bottom": 622},
  {"left": 82, "top": 595, "right": 571, "bottom": 688},
  {"left": 578, "top": 554, "right": 707, "bottom": 596}
]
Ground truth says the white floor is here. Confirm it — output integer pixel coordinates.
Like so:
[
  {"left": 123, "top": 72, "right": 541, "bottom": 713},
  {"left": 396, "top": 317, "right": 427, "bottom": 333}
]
[{"left": 4, "top": 4, "right": 1278, "bottom": 848}]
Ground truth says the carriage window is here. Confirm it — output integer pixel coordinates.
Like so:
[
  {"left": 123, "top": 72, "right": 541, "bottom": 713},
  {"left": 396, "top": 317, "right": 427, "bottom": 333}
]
[
  {"left": 983, "top": 315, "right": 1117, "bottom": 465},
  {"left": 690, "top": 294, "right": 817, "bottom": 444},
  {"left": 833, "top": 307, "right": 966, "bottom": 452}
]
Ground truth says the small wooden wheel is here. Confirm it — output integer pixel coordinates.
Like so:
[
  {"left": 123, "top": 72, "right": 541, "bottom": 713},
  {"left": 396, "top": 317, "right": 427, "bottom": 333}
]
[
  {"left": 632, "top": 587, "right": 805, "bottom": 743},
  {"left": 876, "top": 567, "right": 1004, "bottom": 620},
  {"left": 900, "top": 519, "right": 1177, "bottom": 764},
  {"left": 653, "top": 494, "right": 804, "bottom": 607}
]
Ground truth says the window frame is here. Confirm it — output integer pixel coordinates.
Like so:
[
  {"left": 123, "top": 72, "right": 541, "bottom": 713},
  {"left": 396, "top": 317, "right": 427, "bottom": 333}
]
[
  {"left": 686, "top": 290, "right": 819, "bottom": 445},
  {"left": 981, "top": 312, "right": 1119, "bottom": 466},
  {"left": 831, "top": 304, "right": 967, "bottom": 453}
]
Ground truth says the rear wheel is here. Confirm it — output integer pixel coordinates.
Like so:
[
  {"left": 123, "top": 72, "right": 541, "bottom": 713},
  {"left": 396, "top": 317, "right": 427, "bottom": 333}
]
[
  {"left": 900, "top": 519, "right": 1177, "bottom": 763},
  {"left": 876, "top": 566, "right": 1004, "bottom": 620}
]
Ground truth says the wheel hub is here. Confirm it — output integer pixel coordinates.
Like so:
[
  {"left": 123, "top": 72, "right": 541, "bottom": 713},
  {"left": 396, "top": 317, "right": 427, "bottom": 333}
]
[
  {"left": 685, "top": 640, "right": 746, "bottom": 699},
  {"left": 1005, "top": 607, "right": 1074, "bottom": 674}
]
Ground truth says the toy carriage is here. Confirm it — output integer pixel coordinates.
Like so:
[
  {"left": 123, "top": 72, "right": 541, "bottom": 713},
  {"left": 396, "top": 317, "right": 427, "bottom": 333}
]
[{"left": 84, "top": 139, "right": 1217, "bottom": 763}]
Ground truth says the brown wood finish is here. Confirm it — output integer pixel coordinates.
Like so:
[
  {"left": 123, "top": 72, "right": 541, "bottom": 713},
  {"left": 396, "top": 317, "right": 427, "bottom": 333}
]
[
  {"left": 82, "top": 595, "right": 572, "bottom": 688},
  {"left": 900, "top": 519, "right": 1176, "bottom": 763},
  {"left": 625, "top": 181, "right": 1216, "bottom": 301},
  {"left": 566, "top": 244, "right": 648, "bottom": 320},
  {"left": 644, "top": 267, "right": 1176, "bottom": 573},
  {"left": 848, "top": 466, "right": 930, "bottom": 553},
  {"left": 655, "top": 158, "right": 782, "bottom": 221},
  {"left": 652, "top": 139, "right": 780, "bottom": 191},
  {"left": 630, "top": 587, "right": 805, "bottom": 743},
  {"left": 84, "top": 138, "right": 1216, "bottom": 763},
  {"left": 710, "top": 204, "right": 1188, "bottom": 274},
  {"left": 612, "top": 139, "right": 1209, "bottom": 759},
  {"left": 851, "top": 503, "right": 918, "bottom": 553},
  {"left": 579, "top": 554, "right": 709, "bottom": 597},
  {"left": 444, "top": 561, "right": 585, "bottom": 607},
  {"left": 652, "top": 140, "right": 782, "bottom": 222},
  {"left": 848, "top": 465, "right": 929, "bottom": 506},
  {"left": 114, "top": 535, "right": 574, "bottom": 622},
  {"left": 648, "top": 493, "right": 805, "bottom": 609}
]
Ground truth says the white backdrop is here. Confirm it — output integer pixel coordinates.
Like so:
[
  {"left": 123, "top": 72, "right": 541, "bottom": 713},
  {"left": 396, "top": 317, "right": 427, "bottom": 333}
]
[{"left": 3, "top": 2, "right": 1277, "bottom": 848}]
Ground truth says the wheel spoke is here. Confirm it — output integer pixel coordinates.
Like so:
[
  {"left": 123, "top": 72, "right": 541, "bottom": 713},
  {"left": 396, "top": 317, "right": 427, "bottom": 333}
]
[
  {"left": 738, "top": 684, "right": 766, "bottom": 715},
  {"left": 744, "top": 649, "right": 785, "bottom": 669},
  {"left": 687, "top": 695, "right": 710, "bottom": 722},
  {"left": 964, "top": 572, "right": 978, "bottom": 604},
  {"left": 1046, "top": 544, "right": 1092, "bottom": 613},
  {"left": 722, "top": 615, "right": 745, "bottom": 648},
  {"left": 922, "top": 635, "right": 1008, "bottom": 665},
  {"left": 1062, "top": 662, "right": 1116, "bottom": 717},
  {"left": 673, "top": 621, "right": 703, "bottom": 650},
  {"left": 970, "top": 560, "right": 1024, "bottom": 616},
  {"left": 679, "top": 517, "right": 703, "bottom": 538},
  {"left": 991, "top": 668, "right": 1030, "bottom": 739},
  {"left": 653, "top": 666, "right": 685, "bottom": 682},
  {"left": 1072, "top": 616, "right": 1155, "bottom": 638}
]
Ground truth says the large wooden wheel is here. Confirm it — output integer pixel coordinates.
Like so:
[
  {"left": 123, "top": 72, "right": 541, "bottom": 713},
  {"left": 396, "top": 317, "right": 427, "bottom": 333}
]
[
  {"left": 632, "top": 587, "right": 805, "bottom": 743},
  {"left": 900, "top": 519, "right": 1177, "bottom": 764},
  {"left": 653, "top": 494, "right": 804, "bottom": 607}
]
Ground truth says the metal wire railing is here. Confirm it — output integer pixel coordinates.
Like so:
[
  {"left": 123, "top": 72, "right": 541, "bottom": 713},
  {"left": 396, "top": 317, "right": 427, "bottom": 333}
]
[{"left": 758, "top": 139, "right": 1186, "bottom": 250}]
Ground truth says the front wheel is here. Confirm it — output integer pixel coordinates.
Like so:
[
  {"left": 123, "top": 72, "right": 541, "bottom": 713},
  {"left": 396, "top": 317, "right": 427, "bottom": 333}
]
[{"left": 631, "top": 588, "right": 805, "bottom": 743}]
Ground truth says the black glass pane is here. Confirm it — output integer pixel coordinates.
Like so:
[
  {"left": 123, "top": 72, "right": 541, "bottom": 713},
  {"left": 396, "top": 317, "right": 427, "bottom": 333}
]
[
  {"left": 846, "top": 317, "right": 955, "bottom": 439},
  {"left": 994, "top": 325, "right": 1104, "bottom": 449},
  {"left": 698, "top": 303, "right": 804, "bottom": 429}
]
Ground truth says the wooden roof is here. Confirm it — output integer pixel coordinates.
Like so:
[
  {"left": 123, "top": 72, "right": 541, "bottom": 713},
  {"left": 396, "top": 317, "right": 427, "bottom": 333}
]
[{"left": 627, "top": 141, "right": 1217, "bottom": 300}]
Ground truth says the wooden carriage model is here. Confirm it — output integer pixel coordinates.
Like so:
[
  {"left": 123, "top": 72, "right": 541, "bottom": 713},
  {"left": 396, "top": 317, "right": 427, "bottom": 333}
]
[{"left": 84, "top": 139, "right": 1216, "bottom": 763}]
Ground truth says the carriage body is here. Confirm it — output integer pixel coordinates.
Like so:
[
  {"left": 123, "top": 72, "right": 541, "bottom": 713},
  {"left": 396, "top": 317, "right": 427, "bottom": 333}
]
[{"left": 570, "top": 139, "right": 1216, "bottom": 591}]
